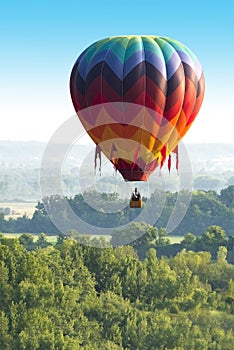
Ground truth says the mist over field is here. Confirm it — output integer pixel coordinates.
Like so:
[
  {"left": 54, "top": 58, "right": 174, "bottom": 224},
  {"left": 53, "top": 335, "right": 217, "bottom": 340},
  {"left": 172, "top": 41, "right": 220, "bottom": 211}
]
[{"left": 1, "top": 141, "right": 234, "bottom": 202}]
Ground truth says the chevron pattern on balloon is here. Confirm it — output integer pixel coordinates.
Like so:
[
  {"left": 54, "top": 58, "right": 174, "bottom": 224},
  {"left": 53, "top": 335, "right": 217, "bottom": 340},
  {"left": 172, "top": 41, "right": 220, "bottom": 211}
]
[{"left": 70, "top": 35, "right": 205, "bottom": 181}]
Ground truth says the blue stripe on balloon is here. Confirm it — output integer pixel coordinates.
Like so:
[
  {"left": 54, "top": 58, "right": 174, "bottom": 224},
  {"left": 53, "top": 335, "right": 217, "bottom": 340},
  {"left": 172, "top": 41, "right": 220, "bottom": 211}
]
[
  {"left": 123, "top": 50, "right": 144, "bottom": 78},
  {"left": 78, "top": 54, "right": 88, "bottom": 80},
  {"left": 144, "top": 50, "right": 166, "bottom": 78},
  {"left": 104, "top": 50, "right": 125, "bottom": 80},
  {"left": 194, "top": 58, "right": 203, "bottom": 80},
  {"left": 176, "top": 50, "right": 194, "bottom": 68},
  {"left": 166, "top": 51, "right": 181, "bottom": 79},
  {"left": 87, "top": 50, "right": 111, "bottom": 75}
]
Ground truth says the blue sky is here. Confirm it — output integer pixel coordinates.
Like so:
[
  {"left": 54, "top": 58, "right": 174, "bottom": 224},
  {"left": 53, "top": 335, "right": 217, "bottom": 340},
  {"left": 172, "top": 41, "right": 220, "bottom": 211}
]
[{"left": 0, "top": 0, "right": 233, "bottom": 143}]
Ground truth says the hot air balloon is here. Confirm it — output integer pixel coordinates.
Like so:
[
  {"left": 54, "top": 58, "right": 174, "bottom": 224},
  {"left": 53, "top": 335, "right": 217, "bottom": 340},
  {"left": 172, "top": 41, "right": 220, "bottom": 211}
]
[{"left": 70, "top": 35, "right": 205, "bottom": 182}]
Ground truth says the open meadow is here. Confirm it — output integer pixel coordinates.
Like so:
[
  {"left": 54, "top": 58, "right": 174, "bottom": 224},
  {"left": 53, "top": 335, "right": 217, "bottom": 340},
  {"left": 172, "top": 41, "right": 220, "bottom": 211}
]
[
  {"left": 2, "top": 232, "right": 183, "bottom": 245},
  {"left": 2, "top": 233, "right": 58, "bottom": 244}
]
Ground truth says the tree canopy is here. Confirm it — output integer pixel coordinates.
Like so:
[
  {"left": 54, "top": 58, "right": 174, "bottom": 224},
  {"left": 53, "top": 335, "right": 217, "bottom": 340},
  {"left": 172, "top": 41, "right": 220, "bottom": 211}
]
[{"left": 0, "top": 233, "right": 234, "bottom": 349}]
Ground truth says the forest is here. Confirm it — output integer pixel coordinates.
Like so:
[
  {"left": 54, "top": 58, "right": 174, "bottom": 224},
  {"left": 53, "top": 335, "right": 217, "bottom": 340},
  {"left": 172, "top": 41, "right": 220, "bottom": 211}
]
[
  {"left": 1, "top": 186, "right": 234, "bottom": 349},
  {"left": 0, "top": 232, "right": 234, "bottom": 349}
]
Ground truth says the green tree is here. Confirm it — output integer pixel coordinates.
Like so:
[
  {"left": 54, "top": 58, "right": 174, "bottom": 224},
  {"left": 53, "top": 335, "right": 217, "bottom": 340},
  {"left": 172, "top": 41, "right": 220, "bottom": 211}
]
[
  {"left": 0, "top": 311, "right": 11, "bottom": 349},
  {"left": 197, "top": 226, "right": 227, "bottom": 256},
  {"left": 219, "top": 185, "right": 234, "bottom": 208},
  {"left": 19, "top": 233, "right": 35, "bottom": 250},
  {"left": 181, "top": 233, "right": 196, "bottom": 249},
  {"left": 36, "top": 233, "right": 51, "bottom": 248},
  {"left": 217, "top": 246, "right": 228, "bottom": 263},
  {"left": 0, "top": 261, "right": 12, "bottom": 311}
]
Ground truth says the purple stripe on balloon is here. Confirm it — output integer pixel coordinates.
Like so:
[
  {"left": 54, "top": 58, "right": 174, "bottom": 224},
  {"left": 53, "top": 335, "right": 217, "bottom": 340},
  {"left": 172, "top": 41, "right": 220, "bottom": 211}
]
[
  {"left": 80, "top": 49, "right": 125, "bottom": 81},
  {"left": 78, "top": 43, "right": 99, "bottom": 79},
  {"left": 166, "top": 52, "right": 181, "bottom": 79},
  {"left": 176, "top": 50, "right": 194, "bottom": 68},
  {"left": 87, "top": 50, "right": 110, "bottom": 74},
  {"left": 123, "top": 50, "right": 144, "bottom": 78},
  {"left": 144, "top": 50, "right": 166, "bottom": 78},
  {"left": 194, "top": 58, "right": 203, "bottom": 80},
  {"left": 104, "top": 51, "right": 125, "bottom": 80},
  {"left": 78, "top": 54, "right": 88, "bottom": 80}
]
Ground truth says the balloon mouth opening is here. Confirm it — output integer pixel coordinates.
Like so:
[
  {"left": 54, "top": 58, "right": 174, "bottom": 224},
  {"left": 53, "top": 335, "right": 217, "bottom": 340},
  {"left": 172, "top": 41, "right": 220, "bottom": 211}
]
[
  {"left": 117, "top": 165, "right": 152, "bottom": 182},
  {"left": 112, "top": 157, "right": 159, "bottom": 181}
]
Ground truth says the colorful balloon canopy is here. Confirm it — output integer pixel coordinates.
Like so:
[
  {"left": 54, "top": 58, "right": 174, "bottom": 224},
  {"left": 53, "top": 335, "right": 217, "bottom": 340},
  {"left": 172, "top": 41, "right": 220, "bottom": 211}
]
[{"left": 70, "top": 35, "right": 205, "bottom": 181}]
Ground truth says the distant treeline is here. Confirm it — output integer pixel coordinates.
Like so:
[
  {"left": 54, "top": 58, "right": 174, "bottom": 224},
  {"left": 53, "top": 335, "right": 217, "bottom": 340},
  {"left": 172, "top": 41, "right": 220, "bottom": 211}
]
[{"left": 1, "top": 186, "right": 234, "bottom": 237}]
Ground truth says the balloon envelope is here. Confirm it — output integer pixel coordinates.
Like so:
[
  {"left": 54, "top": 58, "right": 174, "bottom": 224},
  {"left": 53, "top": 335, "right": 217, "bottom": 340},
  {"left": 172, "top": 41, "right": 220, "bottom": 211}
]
[{"left": 70, "top": 35, "right": 205, "bottom": 181}]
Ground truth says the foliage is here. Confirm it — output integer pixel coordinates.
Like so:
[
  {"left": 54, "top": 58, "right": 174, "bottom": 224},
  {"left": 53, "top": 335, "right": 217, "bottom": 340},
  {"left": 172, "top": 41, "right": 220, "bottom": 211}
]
[
  {"left": 1, "top": 177, "right": 234, "bottom": 347},
  {"left": 178, "top": 225, "right": 234, "bottom": 263},
  {"left": 0, "top": 234, "right": 234, "bottom": 349},
  {"left": 1, "top": 186, "right": 234, "bottom": 239}
]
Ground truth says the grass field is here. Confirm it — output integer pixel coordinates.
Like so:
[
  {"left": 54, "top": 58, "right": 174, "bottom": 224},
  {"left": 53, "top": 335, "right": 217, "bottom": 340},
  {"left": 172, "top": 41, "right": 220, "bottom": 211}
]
[
  {"left": 168, "top": 235, "right": 184, "bottom": 244},
  {"left": 3, "top": 233, "right": 58, "bottom": 244},
  {"left": 2, "top": 233, "right": 183, "bottom": 245}
]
